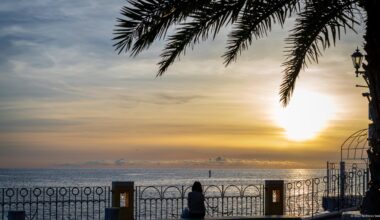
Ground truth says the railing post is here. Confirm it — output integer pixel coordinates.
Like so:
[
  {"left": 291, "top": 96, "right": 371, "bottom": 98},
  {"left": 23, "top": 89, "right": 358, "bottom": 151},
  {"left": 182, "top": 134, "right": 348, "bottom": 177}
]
[
  {"left": 264, "top": 180, "right": 284, "bottom": 215},
  {"left": 326, "top": 161, "right": 330, "bottom": 197},
  {"left": 339, "top": 161, "right": 346, "bottom": 209}
]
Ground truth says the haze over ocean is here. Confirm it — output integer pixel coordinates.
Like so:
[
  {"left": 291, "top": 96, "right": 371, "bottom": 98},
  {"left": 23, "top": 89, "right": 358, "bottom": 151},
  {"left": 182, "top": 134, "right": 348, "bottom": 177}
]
[{"left": 0, "top": 168, "right": 324, "bottom": 188}]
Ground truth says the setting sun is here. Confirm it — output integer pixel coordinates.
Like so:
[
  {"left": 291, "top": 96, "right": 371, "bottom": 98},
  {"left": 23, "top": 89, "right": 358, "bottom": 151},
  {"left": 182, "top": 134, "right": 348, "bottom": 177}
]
[{"left": 274, "top": 90, "right": 336, "bottom": 141}]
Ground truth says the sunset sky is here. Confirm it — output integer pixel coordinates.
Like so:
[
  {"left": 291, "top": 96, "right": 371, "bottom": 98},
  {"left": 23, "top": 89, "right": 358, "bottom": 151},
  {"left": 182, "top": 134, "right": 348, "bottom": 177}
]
[{"left": 0, "top": 0, "right": 369, "bottom": 168}]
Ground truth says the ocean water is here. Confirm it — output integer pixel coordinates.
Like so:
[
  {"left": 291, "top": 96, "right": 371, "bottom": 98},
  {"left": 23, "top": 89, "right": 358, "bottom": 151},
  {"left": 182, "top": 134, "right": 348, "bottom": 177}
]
[{"left": 0, "top": 168, "right": 325, "bottom": 188}]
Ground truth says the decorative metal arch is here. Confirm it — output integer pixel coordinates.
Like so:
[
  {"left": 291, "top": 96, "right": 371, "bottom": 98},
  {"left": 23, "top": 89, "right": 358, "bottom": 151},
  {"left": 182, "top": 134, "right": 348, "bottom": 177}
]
[{"left": 340, "top": 128, "right": 369, "bottom": 166}]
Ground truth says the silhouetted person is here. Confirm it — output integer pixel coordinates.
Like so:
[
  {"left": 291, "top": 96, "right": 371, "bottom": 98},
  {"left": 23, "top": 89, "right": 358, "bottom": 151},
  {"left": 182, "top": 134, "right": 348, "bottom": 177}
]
[{"left": 181, "top": 181, "right": 206, "bottom": 219}]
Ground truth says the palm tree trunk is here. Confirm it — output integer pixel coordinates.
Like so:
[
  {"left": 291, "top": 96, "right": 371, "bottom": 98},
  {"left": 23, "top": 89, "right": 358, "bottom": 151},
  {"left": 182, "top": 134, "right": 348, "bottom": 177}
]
[{"left": 360, "top": 0, "right": 380, "bottom": 215}]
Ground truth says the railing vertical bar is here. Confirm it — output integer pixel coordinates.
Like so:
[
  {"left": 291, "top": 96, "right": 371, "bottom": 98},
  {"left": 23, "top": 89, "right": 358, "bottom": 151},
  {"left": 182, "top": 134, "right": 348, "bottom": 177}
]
[
  {"left": 74, "top": 189, "right": 77, "bottom": 220},
  {"left": 151, "top": 199, "right": 153, "bottom": 220},
  {"left": 68, "top": 188, "right": 71, "bottom": 220},
  {"left": 28, "top": 188, "right": 31, "bottom": 219},
  {"left": 363, "top": 170, "right": 366, "bottom": 195},
  {"left": 87, "top": 189, "right": 89, "bottom": 220},
  {"left": 311, "top": 179, "right": 314, "bottom": 218},
  {"left": 135, "top": 186, "right": 138, "bottom": 220},
  {"left": 15, "top": 188, "right": 18, "bottom": 211},
  {"left": 34, "top": 189, "right": 38, "bottom": 220},
  {"left": 251, "top": 197, "right": 253, "bottom": 215},
  {"left": 62, "top": 188, "right": 65, "bottom": 220},
  {"left": 219, "top": 197, "right": 222, "bottom": 216},
  {"left": 92, "top": 187, "right": 95, "bottom": 220},
  {"left": 51, "top": 189, "right": 54, "bottom": 219},
  {"left": 221, "top": 185, "right": 224, "bottom": 217},
  {"left": 226, "top": 197, "right": 229, "bottom": 216},
  {"left": 245, "top": 196, "right": 247, "bottom": 216},
  {"left": 240, "top": 195, "right": 243, "bottom": 215},
  {"left": 160, "top": 186, "right": 163, "bottom": 219},
  {"left": 293, "top": 183, "right": 296, "bottom": 215},
  {"left": 176, "top": 198, "right": 179, "bottom": 219},
  {"left": 108, "top": 186, "right": 111, "bottom": 210},
  {"left": 1, "top": 188, "right": 4, "bottom": 220},
  {"left": 262, "top": 185, "right": 264, "bottom": 215},
  {"left": 100, "top": 187, "right": 102, "bottom": 220},
  {"left": 80, "top": 187, "right": 83, "bottom": 220},
  {"left": 231, "top": 197, "right": 234, "bottom": 216},
  {"left": 157, "top": 198, "right": 160, "bottom": 219},
  {"left": 42, "top": 188, "right": 45, "bottom": 220},
  {"left": 181, "top": 186, "right": 184, "bottom": 216},
  {"left": 143, "top": 199, "right": 146, "bottom": 220}
]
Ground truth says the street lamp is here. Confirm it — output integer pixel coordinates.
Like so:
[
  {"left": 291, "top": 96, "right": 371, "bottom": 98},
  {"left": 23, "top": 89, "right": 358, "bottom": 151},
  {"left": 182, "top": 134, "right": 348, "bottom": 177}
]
[{"left": 351, "top": 47, "right": 364, "bottom": 77}]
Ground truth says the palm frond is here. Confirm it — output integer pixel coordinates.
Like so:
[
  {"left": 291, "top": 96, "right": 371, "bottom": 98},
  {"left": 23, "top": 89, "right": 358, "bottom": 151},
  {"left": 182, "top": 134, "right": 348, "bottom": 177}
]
[
  {"left": 113, "top": 0, "right": 210, "bottom": 55},
  {"left": 157, "top": 0, "right": 247, "bottom": 75},
  {"left": 280, "top": 0, "right": 359, "bottom": 106},
  {"left": 223, "top": 0, "right": 299, "bottom": 65}
]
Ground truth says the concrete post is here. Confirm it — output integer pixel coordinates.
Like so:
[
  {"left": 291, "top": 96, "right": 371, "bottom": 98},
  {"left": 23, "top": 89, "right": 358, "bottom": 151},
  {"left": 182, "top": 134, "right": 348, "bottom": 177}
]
[
  {"left": 265, "top": 180, "right": 285, "bottom": 215},
  {"left": 111, "top": 181, "right": 134, "bottom": 220}
]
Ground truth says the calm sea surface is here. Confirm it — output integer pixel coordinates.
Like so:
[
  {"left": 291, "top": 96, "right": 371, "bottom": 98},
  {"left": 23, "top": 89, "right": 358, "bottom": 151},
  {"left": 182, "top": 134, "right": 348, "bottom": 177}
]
[{"left": 0, "top": 168, "right": 325, "bottom": 188}]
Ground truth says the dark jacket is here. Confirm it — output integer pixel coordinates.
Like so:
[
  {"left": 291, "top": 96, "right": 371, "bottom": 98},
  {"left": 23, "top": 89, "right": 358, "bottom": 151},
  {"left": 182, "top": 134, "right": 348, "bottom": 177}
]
[{"left": 188, "top": 191, "right": 206, "bottom": 217}]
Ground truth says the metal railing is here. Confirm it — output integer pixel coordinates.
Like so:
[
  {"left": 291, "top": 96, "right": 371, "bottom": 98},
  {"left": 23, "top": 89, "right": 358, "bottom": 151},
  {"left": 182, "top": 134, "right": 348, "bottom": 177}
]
[
  {"left": 134, "top": 184, "right": 264, "bottom": 220},
  {"left": 0, "top": 186, "right": 111, "bottom": 220},
  {"left": 285, "top": 168, "right": 368, "bottom": 217},
  {"left": 0, "top": 169, "right": 368, "bottom": 219}
]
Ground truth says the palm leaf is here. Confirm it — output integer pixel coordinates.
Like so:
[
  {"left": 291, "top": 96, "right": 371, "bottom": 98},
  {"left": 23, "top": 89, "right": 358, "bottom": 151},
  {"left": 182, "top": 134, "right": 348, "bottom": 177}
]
[
  {"left": 280, "top": 0, "right": 358, "bottom": 106},
  {"left": 113, "top": 0, "right": 211, "bottom": 55},
  {"left": 223, "top": 0, "right": 299, "bottom": 65},
  {"left": 157, "top": 0, "right": 247, "bottom": 75}
]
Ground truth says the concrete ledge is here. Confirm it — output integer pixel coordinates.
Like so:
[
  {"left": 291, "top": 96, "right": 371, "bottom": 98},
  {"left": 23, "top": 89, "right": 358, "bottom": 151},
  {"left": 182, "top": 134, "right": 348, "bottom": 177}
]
[
  {"left": 301, "top": 211, "right": 341, "bottom": 220},
  {"left": 200, "top": 217, "right": 301, "bottom": 220},
  {"left": 342, "top": 211, "right": 380, "bottom": 219},
  {"left": 170, "top": 216, "right": 302, "bottom": 220}
]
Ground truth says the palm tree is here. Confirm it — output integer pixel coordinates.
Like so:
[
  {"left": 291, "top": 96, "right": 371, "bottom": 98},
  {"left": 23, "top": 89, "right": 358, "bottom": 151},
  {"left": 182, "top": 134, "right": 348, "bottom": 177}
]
[{"left": 113, "top": 0, "right": 380, "bottom": 214}]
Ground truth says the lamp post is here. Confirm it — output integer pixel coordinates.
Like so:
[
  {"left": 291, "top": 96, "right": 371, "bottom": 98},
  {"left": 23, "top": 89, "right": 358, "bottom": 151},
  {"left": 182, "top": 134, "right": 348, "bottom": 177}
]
[
  {"left": 351, "top": 47, "right": 374, "bottom": 139},
  {"left": 351, "top": 47, "right": 380, "bottom": 214},
  {"left": 351, "top": 47, "right": 364, "bottom": 77}
]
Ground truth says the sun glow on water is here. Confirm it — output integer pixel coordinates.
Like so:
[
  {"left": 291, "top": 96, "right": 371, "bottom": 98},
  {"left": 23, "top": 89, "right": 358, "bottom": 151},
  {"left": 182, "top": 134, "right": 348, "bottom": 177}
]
[{"left": 274, "top": 90, "right": 336, "bottom": 141}]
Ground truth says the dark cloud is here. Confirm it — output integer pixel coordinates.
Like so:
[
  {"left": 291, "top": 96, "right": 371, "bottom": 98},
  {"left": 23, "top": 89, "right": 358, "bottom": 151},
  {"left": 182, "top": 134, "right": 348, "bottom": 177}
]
[
  {"left": 114, "top": 158, "right": 127, "bottom": 166},
  {"left": 209, "top": 156, "right": 227, "bottom": 163},
  {"left": 57, "top": 158, "right": 128, "bottom": 167},
  {"left": 155, "top": 93, "right": 204, "bottom": 104},
  {"left": 0, "top": 118, "right": 82, "bottom": 132},
  {"left": 145, "top": 123, "right": 283, "bottom": 136},
  {"left": 0, "top": 75, "right": 74, "bottom": 100}
]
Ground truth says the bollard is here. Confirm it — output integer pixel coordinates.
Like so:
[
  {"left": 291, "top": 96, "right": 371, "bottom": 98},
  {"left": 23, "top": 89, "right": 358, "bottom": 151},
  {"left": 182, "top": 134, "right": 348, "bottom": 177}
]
[
  {"left": 8, "top": 211, "right": 25, "bottom": 220},
  {"left": 112, "top": 181, "right": 134, "bottom": 220},
  {"left": 265, "top": 180, "right": 285, "bottom": 215},
  {"left": 105, "top": 207, "right": 120, "bottom": 220}
]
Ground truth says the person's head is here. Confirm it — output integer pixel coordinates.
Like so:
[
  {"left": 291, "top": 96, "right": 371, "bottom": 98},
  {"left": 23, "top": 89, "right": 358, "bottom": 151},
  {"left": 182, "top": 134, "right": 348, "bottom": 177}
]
[{"left": 192, "top": 181, "right": 203, "bottom": 193}]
